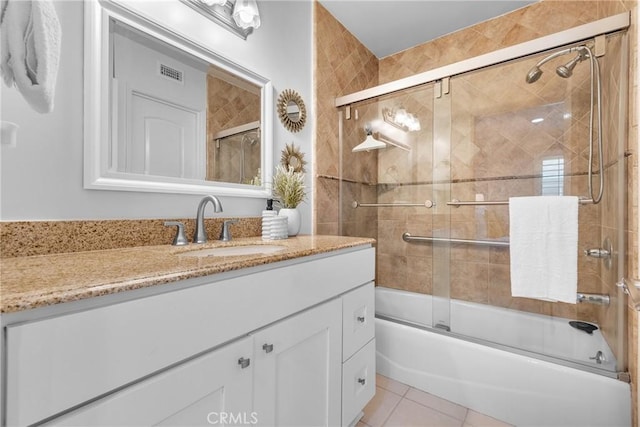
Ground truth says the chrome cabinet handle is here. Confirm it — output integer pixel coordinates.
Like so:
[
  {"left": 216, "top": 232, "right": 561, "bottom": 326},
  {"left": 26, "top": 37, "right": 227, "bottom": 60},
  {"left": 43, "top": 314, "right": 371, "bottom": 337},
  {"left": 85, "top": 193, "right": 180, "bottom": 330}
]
[
  {"left": 357, "top": 316, "right": 366, "bottom": 323},
  {"left": 262, "top": 343, "right": 274, "bottom": 353},
  {"left": 358, "top": 378, "right": 366, "bottom": 385},
  {"left": 238, "top": 357, "right": 250, "bottom": 369}
]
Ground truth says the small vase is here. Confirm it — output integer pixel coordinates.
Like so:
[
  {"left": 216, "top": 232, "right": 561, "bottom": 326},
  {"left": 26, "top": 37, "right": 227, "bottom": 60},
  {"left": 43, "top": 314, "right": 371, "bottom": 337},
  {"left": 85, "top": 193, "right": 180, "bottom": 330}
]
[{"left": 279, "top": 207, "right": 301, "bottom": 237}]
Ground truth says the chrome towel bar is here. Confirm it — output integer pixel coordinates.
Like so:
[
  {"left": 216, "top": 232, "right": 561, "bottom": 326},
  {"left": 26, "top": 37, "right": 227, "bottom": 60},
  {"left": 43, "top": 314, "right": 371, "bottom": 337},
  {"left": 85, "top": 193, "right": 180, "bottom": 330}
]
[
  {"left": 447, "top": 198, "right": 595, "bottom": 207},
  {"left": 402, "top": 232, "right": 509, "bottom": 247},
  {"left": 352, "top": 200, "right": 434, "bottom": 208}
]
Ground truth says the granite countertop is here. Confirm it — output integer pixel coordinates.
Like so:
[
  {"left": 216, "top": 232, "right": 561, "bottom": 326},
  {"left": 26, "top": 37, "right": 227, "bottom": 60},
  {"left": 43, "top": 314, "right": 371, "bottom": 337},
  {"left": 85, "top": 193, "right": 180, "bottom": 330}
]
[{"left": 0, "top": 235, "right": 375, "bottom": 314}]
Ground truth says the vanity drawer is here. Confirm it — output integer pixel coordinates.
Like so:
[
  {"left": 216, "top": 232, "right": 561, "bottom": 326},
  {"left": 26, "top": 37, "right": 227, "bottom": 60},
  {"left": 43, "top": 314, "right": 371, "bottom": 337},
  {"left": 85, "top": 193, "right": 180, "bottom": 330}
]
[
  {"left": 342, "top": 338, "right": 376, "bottom": 426},
  {"left": 342, "top": 282, "right": 375, "bottom": 361}
]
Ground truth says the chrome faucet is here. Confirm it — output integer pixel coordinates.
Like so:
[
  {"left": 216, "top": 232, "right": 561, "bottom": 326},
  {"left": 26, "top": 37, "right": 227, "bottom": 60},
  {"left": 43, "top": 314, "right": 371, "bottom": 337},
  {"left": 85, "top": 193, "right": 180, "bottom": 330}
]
[{"left": 194, "top": 195, "right": 223, "bottom": 243}]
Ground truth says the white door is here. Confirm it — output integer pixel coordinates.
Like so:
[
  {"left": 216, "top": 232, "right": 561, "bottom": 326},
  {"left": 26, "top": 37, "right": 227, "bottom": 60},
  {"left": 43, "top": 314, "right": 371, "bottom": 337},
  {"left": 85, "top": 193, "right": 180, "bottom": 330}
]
[
  {"left": 127, "top": 91, "right": 203, "bottom": 179},
  {"left": 252, "top": 299, "right": 342, "bottom": 427},
  {"left": 45, "top": 337, "right": 253, "bottom": 426}
]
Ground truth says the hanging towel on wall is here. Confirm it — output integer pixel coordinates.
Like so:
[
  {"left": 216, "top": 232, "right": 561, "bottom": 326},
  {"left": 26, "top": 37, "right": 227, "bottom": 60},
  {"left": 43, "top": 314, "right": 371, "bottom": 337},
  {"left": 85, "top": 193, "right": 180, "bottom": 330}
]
[
  {"left": 509, "top": 196, "right": 578, "bottom": 304},
  {"left": 0, "top": 0, "right": 61, "bottom": 113}
]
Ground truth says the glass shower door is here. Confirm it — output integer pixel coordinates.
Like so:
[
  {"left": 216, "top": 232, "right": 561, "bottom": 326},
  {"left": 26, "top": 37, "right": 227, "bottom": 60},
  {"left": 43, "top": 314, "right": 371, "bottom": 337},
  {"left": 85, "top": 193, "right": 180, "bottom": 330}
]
[
  {"left": 431, "top": 80, "right": 452, "bottom": 331},
  {"left": 442, "top": 32, "right": 628, "bottom": 374},
  {"left": 338, "top": 83, "right": 444, "bottom": 330}
]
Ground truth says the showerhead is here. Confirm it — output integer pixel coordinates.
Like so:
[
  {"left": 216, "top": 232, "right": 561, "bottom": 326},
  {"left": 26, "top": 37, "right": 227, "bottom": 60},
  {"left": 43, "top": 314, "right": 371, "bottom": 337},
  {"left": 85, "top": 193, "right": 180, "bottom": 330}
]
[
  {"left": 556, "top": 52, "right": 586, "bottom": 78},
  {"left": 525, "top": 66, "right": 543, "bottom": 84},
  {"left": 241, "top": 131, "right": 260, "bottom": 146},
  {"left": 525, "top": 45, "right": 589, "bottom": 84}
]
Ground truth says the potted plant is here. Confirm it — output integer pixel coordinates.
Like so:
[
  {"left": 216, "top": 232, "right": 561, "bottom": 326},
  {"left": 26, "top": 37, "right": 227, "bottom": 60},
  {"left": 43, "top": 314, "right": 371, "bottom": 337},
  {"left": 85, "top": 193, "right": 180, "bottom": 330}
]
[{"left": 273, "top": 164, "right": 306, "bottom": 236}]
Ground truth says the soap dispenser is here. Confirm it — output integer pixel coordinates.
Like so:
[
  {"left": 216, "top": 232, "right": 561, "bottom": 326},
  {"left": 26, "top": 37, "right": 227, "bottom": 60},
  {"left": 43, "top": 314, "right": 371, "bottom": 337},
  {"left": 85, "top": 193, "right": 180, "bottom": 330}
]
[{"left": 261, "top": 199, "right": 276, "bottom": 240}]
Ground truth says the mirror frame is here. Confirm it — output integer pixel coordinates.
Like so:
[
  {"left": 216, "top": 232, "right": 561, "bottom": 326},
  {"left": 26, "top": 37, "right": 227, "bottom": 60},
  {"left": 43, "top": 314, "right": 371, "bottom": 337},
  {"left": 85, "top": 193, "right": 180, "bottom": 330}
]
[{"left": 84, "top": 0, "right": 273, "bottom": 197}]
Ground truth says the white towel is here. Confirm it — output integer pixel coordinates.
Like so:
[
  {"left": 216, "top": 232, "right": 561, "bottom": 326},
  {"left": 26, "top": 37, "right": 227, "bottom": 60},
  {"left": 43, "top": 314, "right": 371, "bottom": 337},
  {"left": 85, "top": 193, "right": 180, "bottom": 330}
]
[
  {"left": 0, "top": 0, "right": 61, "bottom": 113},
  {"left": 509, "top": 196, "right": 578, "bottom": 304}
]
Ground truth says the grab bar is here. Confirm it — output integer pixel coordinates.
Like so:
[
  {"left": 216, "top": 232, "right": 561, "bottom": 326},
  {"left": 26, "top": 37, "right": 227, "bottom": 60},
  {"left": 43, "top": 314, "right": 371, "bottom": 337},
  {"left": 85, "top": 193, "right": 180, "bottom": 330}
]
[
  {"left": 402, "top": 232, "right": 509, "bottom": 247},
  {"left": 352, "top": 200, "right": 434, "bottom": 208},
  {"left": 447, "top": 198, "right": 595, "bottom": 207}
]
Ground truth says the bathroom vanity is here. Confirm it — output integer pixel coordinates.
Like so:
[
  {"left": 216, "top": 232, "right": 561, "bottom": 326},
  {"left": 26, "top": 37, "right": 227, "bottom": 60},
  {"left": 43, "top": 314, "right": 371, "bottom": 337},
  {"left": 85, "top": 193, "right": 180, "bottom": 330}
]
[{"left": 0, "top": 237, "right": 375, "bottom": 426}]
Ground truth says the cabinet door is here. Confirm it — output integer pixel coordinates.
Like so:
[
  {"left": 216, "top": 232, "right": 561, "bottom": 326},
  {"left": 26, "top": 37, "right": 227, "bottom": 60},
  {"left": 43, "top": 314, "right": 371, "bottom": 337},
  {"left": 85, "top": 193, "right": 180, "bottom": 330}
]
[
  {"left": 253, "top": 299, "right": 342, "bottom": 426},
  {"left": 46, "top": 337, "right": 253, "bottom": 426}
]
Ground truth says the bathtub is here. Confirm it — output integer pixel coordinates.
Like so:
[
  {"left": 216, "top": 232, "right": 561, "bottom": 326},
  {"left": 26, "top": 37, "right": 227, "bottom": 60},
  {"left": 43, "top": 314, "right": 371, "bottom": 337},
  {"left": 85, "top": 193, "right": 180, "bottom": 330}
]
[{"left": 375, "top": 287, "right": 631, "bottom": 427}]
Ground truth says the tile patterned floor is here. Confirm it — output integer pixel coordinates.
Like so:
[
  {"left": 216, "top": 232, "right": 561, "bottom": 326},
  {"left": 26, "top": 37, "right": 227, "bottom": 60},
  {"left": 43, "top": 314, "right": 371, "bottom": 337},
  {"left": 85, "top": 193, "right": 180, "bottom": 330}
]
[{"left": 358, "top": 375, "right": 514, "bottom": 427}]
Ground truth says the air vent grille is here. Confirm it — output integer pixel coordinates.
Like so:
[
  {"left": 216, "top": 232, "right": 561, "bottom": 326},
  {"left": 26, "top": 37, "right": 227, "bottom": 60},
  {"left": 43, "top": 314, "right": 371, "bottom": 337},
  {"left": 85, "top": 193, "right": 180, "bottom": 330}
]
[{"left": 159, "top": 63, "right": 183, "bottom": 83}]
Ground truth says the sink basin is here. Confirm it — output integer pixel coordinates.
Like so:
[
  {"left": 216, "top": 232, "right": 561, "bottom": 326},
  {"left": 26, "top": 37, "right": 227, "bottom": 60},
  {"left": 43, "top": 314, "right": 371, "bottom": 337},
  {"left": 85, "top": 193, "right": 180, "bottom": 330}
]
[{"left": 179, "top": 244, "right": 287, "bottom": 258}]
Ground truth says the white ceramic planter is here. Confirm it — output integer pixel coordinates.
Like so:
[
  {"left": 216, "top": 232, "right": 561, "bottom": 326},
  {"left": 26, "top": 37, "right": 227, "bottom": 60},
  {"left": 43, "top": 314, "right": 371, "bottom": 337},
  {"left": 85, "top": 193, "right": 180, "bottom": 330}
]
[{"left": 279, "top": 208, "right": 301, "bottom": 236}]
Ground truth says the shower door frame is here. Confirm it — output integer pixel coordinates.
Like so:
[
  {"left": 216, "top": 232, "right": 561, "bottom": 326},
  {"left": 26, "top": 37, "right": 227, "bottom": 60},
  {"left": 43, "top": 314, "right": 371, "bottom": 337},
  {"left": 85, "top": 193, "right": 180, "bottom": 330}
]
[{"left": 335, "top": 13, "right": 630, "bottom": 109}]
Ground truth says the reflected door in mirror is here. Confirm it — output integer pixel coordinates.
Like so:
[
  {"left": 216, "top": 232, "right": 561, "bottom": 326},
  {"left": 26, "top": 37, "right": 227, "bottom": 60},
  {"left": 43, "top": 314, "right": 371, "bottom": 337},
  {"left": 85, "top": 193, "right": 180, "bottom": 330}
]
[{"left": 112, "top": 21, "right": 206, "bottom": 179}]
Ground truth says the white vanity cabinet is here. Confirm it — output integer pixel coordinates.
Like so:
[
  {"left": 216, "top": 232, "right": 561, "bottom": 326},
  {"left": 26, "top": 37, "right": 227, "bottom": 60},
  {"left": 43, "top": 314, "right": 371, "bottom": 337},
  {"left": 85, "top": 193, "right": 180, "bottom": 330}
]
[{"left": 1, "top": 246, "right": 375, "bottom": 426}]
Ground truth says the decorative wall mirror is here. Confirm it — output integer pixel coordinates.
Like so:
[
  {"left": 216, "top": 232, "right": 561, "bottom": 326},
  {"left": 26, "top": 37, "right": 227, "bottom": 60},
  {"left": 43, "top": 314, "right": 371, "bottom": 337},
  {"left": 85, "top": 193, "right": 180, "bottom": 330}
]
[
  {"left": 277, "top": 89, "right": 306, "bottom": 133},
  {"left": 84, "top": 0, "right": 273, "bottom": 197},
  {"left": 280, "top": 143, "right": 307, "bottom": 173}
]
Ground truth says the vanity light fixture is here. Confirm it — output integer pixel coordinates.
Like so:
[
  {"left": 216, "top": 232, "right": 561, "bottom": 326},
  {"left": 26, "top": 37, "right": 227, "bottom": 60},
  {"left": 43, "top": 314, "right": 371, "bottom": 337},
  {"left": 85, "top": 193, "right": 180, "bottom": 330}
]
[
  {"left": 180, "top": 0, "right": 259, "bottom": 39},
  {"left": 232, "top": 0, "right": 261, "bottom": 30},
  {"left": 382, "top": 107, "right": 421, "bottom": 132}
]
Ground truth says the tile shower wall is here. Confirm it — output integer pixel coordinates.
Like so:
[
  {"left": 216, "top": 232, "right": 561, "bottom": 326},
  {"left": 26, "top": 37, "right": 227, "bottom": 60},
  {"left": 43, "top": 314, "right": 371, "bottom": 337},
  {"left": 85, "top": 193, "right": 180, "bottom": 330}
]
[{"left": 313, "top": 2, "right": 378, "bottom": 236}]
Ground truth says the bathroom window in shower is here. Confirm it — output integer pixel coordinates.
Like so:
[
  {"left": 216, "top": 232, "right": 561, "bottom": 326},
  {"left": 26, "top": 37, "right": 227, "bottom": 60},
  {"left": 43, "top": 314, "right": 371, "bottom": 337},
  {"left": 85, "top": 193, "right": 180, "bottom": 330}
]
[{"left": 541, "top": 156, "right": 564, "bottom": 196}]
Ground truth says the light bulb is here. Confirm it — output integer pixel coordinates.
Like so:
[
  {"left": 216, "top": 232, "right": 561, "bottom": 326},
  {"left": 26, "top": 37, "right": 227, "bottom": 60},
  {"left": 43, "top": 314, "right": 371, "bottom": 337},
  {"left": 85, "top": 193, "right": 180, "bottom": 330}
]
[
  {"left": 394, "top": 108, "right": 408, "bottom": 125},
  {"left": 201, "top": 0, "right": 227, "bottom": 6},
  {"left": 233, "top": 0, "right": 261, "bottom": 29}
]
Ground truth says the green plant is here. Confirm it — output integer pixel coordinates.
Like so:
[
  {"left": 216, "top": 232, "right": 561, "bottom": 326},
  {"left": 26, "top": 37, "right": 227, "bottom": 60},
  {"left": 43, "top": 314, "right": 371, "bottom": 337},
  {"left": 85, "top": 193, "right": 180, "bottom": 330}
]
[{"left": 273, "top": 164, "right": 306, "bottom": 208}]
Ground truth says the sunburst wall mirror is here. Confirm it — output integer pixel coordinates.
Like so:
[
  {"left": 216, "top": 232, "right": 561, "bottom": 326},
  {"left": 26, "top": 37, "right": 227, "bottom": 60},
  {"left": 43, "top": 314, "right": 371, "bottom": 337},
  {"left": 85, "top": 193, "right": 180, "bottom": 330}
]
[{"left": 277, "top": 89, "right": 306, "bottom": 133}]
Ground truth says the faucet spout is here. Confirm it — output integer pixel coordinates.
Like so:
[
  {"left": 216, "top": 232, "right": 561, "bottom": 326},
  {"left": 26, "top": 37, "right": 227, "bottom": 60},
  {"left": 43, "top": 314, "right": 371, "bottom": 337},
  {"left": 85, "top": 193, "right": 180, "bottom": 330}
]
[{"left": 194, "top": 195, "right": 223, "bottom": 243}]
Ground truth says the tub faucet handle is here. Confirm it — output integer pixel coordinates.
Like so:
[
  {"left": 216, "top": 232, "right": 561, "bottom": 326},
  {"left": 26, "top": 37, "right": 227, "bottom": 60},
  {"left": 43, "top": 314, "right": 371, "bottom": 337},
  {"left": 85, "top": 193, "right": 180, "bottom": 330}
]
[
  {"left": 589, "top": 350, "right": 605, "bottom": 364},
  {"left": 164, "top": 221, "right": 189, "bottom": 246}
]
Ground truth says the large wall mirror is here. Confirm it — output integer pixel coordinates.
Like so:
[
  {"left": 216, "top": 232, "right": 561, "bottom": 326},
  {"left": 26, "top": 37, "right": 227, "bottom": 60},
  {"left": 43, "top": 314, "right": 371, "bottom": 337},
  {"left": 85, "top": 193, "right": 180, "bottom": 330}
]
[{"left": 84, "top": 0, "right": 273, "bottom": 197}]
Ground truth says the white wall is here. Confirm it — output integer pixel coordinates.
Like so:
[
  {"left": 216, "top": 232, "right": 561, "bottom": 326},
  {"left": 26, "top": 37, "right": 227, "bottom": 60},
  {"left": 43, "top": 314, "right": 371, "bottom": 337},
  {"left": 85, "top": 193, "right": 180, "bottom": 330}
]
[{"left": 0, "top": 0, "right": 314, "bottom": 234}]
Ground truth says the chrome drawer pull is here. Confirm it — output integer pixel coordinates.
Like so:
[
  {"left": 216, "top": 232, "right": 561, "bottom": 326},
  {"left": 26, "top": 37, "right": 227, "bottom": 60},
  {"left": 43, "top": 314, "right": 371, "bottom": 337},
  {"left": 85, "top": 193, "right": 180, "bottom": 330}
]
[
  {"left": 358, "top": 378, "right": 366, "bottom": 385},
  {"left": 238, "top": 357, "right": 251, "bottom": 369},
  {"left": 357, "top": 316, "right": 366, "bottom": 323},
  {"left": 262, "top": 343, "right": 274, "bottom": 353}
]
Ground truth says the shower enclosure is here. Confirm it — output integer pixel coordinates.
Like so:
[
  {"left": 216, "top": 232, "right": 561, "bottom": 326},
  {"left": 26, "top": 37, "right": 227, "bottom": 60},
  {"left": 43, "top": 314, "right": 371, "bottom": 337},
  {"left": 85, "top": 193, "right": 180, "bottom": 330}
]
[
  {"left": 337, "top": 15, "right": 630, "bottom": 377},
  {"left": 207, "top": 124, "right": 261, "bottom": 184}
]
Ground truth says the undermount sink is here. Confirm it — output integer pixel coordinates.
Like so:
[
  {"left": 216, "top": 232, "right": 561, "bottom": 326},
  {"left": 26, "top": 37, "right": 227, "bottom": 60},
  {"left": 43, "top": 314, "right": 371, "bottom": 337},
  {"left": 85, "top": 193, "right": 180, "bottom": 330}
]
[{"left": 179, "top": 244, "right": 287, "bottom": 258}]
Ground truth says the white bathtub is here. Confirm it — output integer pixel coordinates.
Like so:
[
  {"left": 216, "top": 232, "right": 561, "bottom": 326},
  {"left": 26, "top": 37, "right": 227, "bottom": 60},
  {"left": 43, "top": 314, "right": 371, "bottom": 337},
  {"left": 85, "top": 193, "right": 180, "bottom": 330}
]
[{"left": 375, "top": 287, "right": 631, "bottom": 427}]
